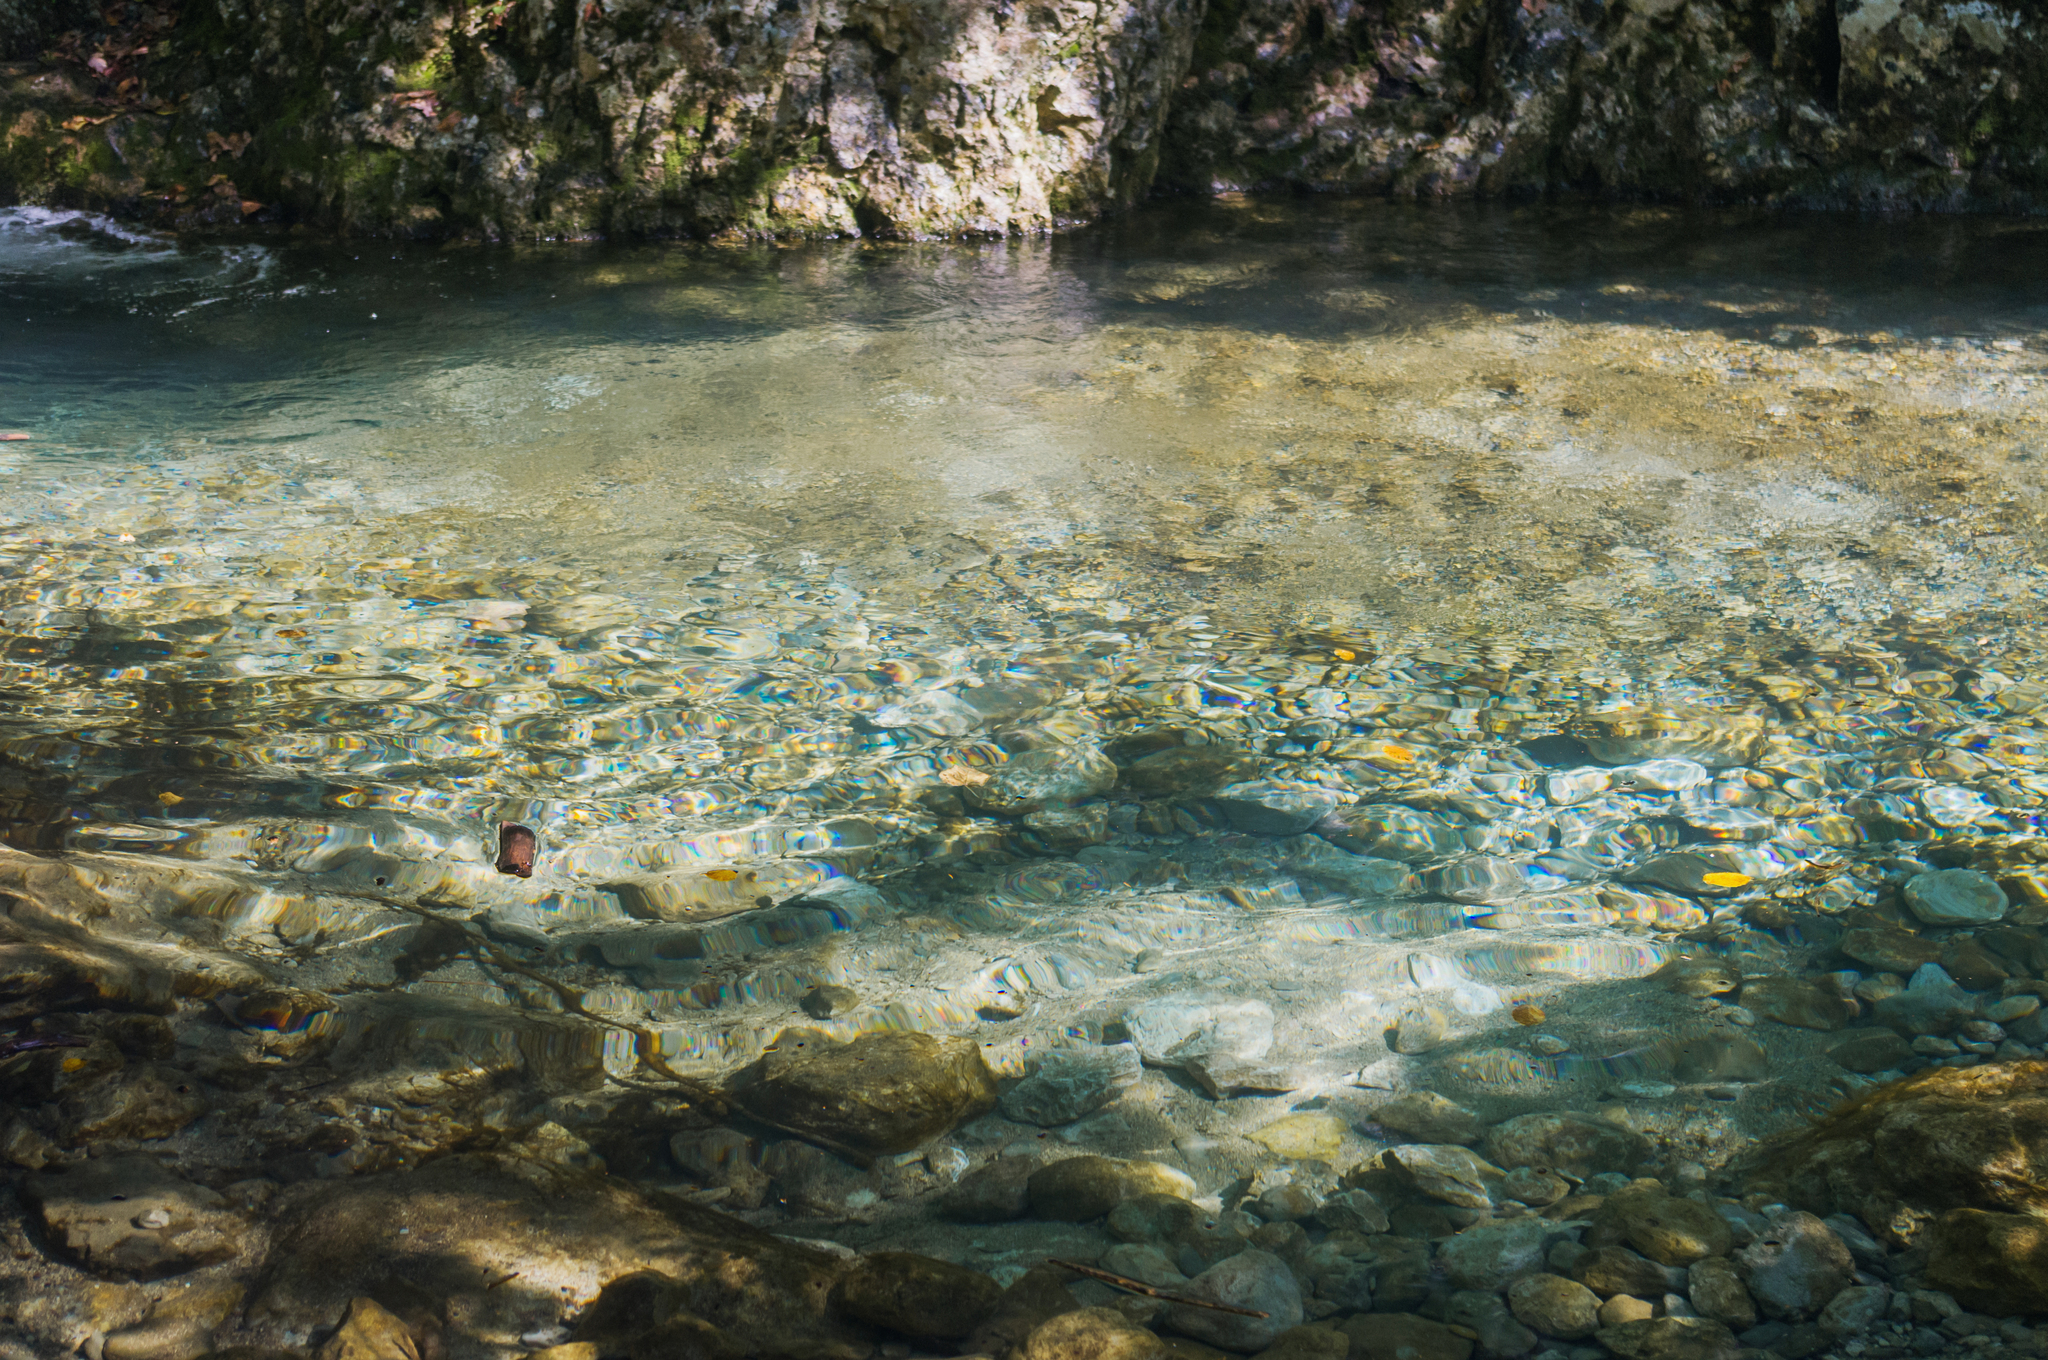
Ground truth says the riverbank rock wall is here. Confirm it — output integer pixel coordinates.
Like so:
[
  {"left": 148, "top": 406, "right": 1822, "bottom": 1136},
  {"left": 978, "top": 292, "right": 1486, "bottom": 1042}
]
[
  {"left": 1164, "top": 0, "right": 2048, "bottom": 212},
  {"left": 0, "top": 0, "right": 2043, "bottom": 236}
]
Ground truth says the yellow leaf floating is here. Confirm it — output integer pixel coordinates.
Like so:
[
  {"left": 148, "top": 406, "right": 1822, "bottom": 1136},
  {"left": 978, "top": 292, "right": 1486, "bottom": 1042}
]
[
  {"left": 1332, "top": 648, "right": 1356, "bottom": 661},
  {"left": 156, "top": 791, "right": 183, "bottom": 805},
  {"left": 1702, "top": 871, "right": 1751, "bottom": 888},
  {"left": 704, "top": 868, "right": 740, "bottom": 881},
  {"left": 1383, "top": 745, "right": 1415, "bottom": 763}
]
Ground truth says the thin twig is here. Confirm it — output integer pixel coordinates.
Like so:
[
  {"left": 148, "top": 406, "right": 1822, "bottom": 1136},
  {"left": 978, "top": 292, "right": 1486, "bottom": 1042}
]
[{"left": 1046, "top": 1259, "right": 1270, "bottom": 1318}]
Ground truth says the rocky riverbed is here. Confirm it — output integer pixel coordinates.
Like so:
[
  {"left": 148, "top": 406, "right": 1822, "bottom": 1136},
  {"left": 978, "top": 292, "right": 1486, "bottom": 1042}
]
[{"left": 0, "top": 203, "right": 2046, "bottom": 1359}]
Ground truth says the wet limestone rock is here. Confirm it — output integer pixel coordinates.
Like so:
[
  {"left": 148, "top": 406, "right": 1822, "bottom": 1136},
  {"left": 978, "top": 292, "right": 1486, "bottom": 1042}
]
[
  {"left": 670, "top": 1128, "right": 771, "bottom": 1210},
  {"left": 1119, "top": 745, "right": 1260, "bottom": 799},
  {"left": 1840, "top": 925, "right": 1943, "bottom": 975},
  {"left": 1573, "top": 1247, "right": 1673, "bottom": 1300},
  {"left": 1925, "top": 1209, "right": 2048, "bottom": 1316},
  {"left": 1212, "top": 780, "right": 1341, "bottom": 836},
  {"left": 1820, "top": 1284, "right": 1891, "bottom": 1336},
  {"left": 1024, "top": 1307, "right": 1169, "bottom": 1360},
  {"left": 1903, "top": 869, "right": 2009, "bottom": 926},
  {"left": 1870, "top": 964, "right": 1976, "bottom": 1036},
  {"left": 800, "top": 984, "right": 860, "bottom": 1019},
  {"left": 314, "top": 1297, "right": 428, "bottom": 1360},
  {"left": 1025, "top": 806, "right": 1113, "bottom": 853},
  {"left": 836, "top": 1251, "right": 1003, "bottom": 1343},
  {"left": 1373, "top": 1092, "right": 1482, "bottom": 1146},
  {"left": 1507, "top": 1275, "right": 1600, "bottom": 1340},
  {"left": 1445, "top": 1290, "right": 1538, "bottom": 1360},
  {"left": 100, "top": 1277, "right": 246, "bottom": 1360},
  {"left": 1316, "top": 1189, "right": 1390, "bottom": 1235},
  {"left": 55, "top": 1063, "right": 211, "bottom": 1145},
  {"left": 1252, "top": 1327, "right": 1351, "bottom": 1360},
  {"left": 1316, "top": 805, "right": 1468, "bottom": 861},
  {"left": 964, "top": 746, "right": 1119, "bottom": 817},
  {"left": 1001, "top": 1044, "right": 1143, "bottom": 1126},
  {"left": 1158, "top": 1249, "right": 1302, "bottom": 1352},
  {"left": 1389, "top": 1005, "right": 1449, "bottom": 1055},
  {"left": 1686, "top": 1257, "right": 1756, "bottom": 1330},
  {"left": 1624, "top": 853, "right": 1764, "bottom": 899},
  {"left": 246, "top": 1154, "right": 864, "bottom": 1359},
  {"left": 729, "top": 1028, "right": 998, "bottom": 1159},
  {"left": 1611, "top": 1192, "right": 1734, "bottom": 1267},
  {"left": 1252, "top": 1184, "right": 1322, "bottom": 1223},
  {"left": 961, "top": 1265, "right": 1089, "bottom": 1358},
  {"left": 1438, "top": 1218, "right": 1555, "bottom": 1292},
  {"left": 1123, "top": 995, "right": 1274, "bottom": 1071},
  {"left": 1340, "top": 1313, "right": 1474, "bottom": 1360},
  {"left": 1484, "top": 1112, "right": 1647, "bottom": 1178},
  {"left": 1106, "top": 1192, "right": 1202, "bottom": 1245},
  {"left": 1654, "top": 957, "right": 1741, "bottom": 998},
  {"left": 1665, "top": 1033, "right": 1770, "bottom": 1084},
  {"left": 1734, "top": 1212, "right": 1853, "bottom": 1321},
  {"left": 1598, "top": 1297, "right": 1656, "bottom": 1327},
  {"left": 1741, "top": 976, "right": 1856, "bottom": 1032},
  {"left": 1249, "top": 1112, "right": 1347, "bottom": 1162},
  {"left": 23, "top": 1156, "right": 246, "bottom": 1279},
  {"left": 1594, "top": 1317, "right": 1741, "bottom": 1360},
  {"left": 1571, "top": 709, "right": 1766, "bottom": 769},
  {"left": 1382, "top": 1145, "right": 1506, "bottom": 1210},
  {"left": 944, "top": 1155, "right": 1039, "bottom": 1222},
  {"left": 1827, "top": 1029, "right": 1914, "bottom": 1074},
  {"left": 1028, "top": 1155, "right": 1196, "bottom": 1222},
  {"left": 1501, "top": 1166, "right": 1570, "bottom": 1207},
  {"left": 1748, "top": 1061, "right": 2048, "bottom": 1229}
]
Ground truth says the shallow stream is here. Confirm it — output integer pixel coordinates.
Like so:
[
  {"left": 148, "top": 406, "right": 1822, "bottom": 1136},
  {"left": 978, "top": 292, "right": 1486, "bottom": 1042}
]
[{"left": 2, "top": 200, "right": 2048, "bottom": 1359}]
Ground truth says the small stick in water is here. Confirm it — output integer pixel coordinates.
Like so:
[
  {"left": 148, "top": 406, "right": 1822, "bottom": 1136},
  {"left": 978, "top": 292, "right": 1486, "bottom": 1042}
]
[
  {"left": 1045, "top": 1259, "right": 1270, "bottom": 1318},
  {"left": 496, "top": 823, "right": 538, "bottom": 878},
  {"left": 0, "top": 1034, "right": 86, "bottom": 1061}
]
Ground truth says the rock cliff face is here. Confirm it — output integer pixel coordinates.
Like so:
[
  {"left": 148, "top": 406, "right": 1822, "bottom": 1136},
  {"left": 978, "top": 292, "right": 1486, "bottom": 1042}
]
[
  {"left": 1164, "top": 0, "right": 2048, "bottom": 210},
  {"left": 3, "top": 0, "right": 1206, "bottom": 236},
  {"left": 0, "top": 0, "right": 2043, "bottom": 236}
]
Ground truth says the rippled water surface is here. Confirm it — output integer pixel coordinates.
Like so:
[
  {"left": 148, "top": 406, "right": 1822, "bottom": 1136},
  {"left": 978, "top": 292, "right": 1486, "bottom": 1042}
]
[{"left": 3, "top": 199, "right": 2048, "bottom": 1348}]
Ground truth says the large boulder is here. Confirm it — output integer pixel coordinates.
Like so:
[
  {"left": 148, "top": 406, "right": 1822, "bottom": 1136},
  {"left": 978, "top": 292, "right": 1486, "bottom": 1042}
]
[
  {"left": 1745, "top": 1061, "right": 2048, "bottom": 1234},
  {"left": 729, "top": 1028, "right": 998, "bottom": 1160},
  {"left": 1926, "top": 1209, "right": 2048, "bottom": 1316}
]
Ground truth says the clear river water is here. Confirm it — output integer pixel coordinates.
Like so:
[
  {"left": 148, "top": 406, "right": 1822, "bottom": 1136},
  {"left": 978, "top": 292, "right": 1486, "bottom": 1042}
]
[{"left": 1, "top": 199, "right": 2047, "bottom": 1360}]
